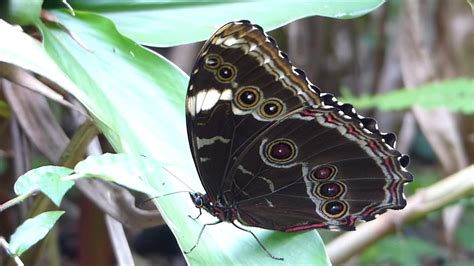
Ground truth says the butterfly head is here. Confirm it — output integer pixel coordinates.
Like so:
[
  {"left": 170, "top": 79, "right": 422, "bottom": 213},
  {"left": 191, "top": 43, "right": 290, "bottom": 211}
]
[
  {"left": 189, "top": 192, "right": 213, "bottom": 212},
  {"left": 190, "top": 192, "right": 239, "bottom": 222}
]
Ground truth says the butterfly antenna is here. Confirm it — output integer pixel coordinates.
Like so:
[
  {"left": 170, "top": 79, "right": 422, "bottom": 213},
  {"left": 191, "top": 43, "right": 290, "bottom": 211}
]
[
  {"left": 162, "top": 166, "right": 196, "bottom": 192},
  {"left": 139, "top": 167, "right": 195, "bottom": 207},
  {"left": 139, "top": 190, "right": 191, "bottom": 208},
  {"left": 231, "top": 222, "right": 284, "bottom": 261}
]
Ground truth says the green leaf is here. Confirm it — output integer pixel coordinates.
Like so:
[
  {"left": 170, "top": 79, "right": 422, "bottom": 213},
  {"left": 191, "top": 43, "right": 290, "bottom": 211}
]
[
  {"left": 0, "top": 19, "right": 85, "bottom": 103},
  {"left": 8, "top": 211, "right": 65, "bottom": 256},
  {"left": 36, "top": 11, "right": 330, "bottom": 264},
  {"left": 457, "top": 223, "right": 474, "bottom": 252},
  {"left": 360, "top": 235, "right": 446, "bottom": 265},
  {"left": 0, "top": 100, "right": 11, "bottom": 118},
  {"left": 456, "top": 211, "right": 474, "bottom": 252},
  {"left": 340, "top": 78, "right": 474, "bottom": 113},
  {"left": 14, "top": 166, "right": 74, "bottom": 206},
  {"left": 38, "top": 10, "right": 188, "bottom": 153},
  {"left": 63, "top": 0, "right": 385, "bottom": 46},
  {"left": 0, "top": 156, "right": 7, "bottom": 175},
  {"left": 73, "top": 153, "right": 168, "bottom": 195},
  {"left": 0, "top": 0, "right": 43, "bottom": 26}
]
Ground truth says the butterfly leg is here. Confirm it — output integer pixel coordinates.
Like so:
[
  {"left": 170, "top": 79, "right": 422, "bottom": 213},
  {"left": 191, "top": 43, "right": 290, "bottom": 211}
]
[
  {"left": 231, "top": 222, "right": 284, "bottom": 261},
  {"left": 184, "top": 220, "right": 222, "bottom": 254},
  {"left": 188, "top": 208, "right": 202, "bottom": 220}
]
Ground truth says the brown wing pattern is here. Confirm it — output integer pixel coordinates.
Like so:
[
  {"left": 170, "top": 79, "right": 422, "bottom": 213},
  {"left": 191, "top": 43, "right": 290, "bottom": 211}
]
[{"left": 186, "top": 21, "right": 412, "bottom": 231}]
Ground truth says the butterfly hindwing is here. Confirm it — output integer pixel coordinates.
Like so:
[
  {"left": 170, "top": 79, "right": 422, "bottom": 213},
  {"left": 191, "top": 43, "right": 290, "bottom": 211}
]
[{"left": 222, "top": 106, "right": 412, "bottom": 231}]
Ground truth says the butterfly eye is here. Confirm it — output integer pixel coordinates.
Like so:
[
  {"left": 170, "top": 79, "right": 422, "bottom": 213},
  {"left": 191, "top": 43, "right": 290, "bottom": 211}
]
[
  {"left": 259, "top": 99, "right": 284, "bottom": 119},
  {"left": 266, "top": 139, "right": 297, "bottom": 164},
  {"left": 217, "top": 64, "right": 237, "bottom": 82},
  {"left": 322, "top": 200, "right": 348, "bottom": 219},
  {"left": 204, "top": 54, "right": 222, "bottom": 70},
  {"left": 315, "top": 182, "right": 345, "bottom": 199},
  {"left": 310, "top": 165, "right": 337, "bottom": 181},
  {"left": 194, "top": 197, "right": 204, "bottom": 208},
  {"left": 235, "top": 87, "right": 261, "bottom": 109}
]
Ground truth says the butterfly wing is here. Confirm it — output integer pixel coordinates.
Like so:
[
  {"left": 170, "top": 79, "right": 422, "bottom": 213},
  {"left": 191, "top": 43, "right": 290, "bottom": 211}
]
[
  {"left": 186, "top": 21, "right": 320, "bottom": 201},
  {"left": 186, "top": 20, "right": 412, "bottom": 231},
  {"left": 223, "top": 105, "right": 412, "bottom": 231}
]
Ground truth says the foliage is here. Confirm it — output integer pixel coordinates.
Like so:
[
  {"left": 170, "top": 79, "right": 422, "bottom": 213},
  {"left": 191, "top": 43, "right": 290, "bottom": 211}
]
[
  {"left": 0, "top": 1, "right": 390, "bottom": 264},
  {"left": 0, "top": 0, "right": 42, "bottom": 26},
  {"left": 0, "top": 100, "right": 11, "bottom": 118},
  {"left": 360, "top": 235, "right": 447, "bottom": 266},
  {"left": 341, "top": 78, "right": 474, "bottom": 114},
  {"left": 14, "top": 166, "right": 74, "bottom": 206},
  {"left": 48, "top": 0, "right": 386, "bottom": 46},
  {"left": 456, "top": 210, "right": 474, "bottom": 252},
  {"left": 8, "top": 211, "right": 64, "bottom": 256},
  {"left": 1, "top": 0, "right": 472, "bottom": 265}
]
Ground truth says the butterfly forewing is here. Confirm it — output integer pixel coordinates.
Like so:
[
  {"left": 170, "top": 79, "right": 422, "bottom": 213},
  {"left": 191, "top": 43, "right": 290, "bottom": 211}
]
[{"left": 186, "top": 21, "right": 321, "bottom": 201}]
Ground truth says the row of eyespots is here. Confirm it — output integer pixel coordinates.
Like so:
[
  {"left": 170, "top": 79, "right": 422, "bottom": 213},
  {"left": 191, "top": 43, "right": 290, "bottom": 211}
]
[
  {"left": 235, "top": 86, "right": 284, "bottom": 119},
  {"left": 204, "top": 54, "right": 237, "bottom": 83},
  {"left": 310, "top": 165, "right": 348, "bottom": 219},
  {"left": 262, "top": 140, "right": 348, "bottom": 219},
  {"left": 205, "top": 54, "right": 286, "bottom": 119}
]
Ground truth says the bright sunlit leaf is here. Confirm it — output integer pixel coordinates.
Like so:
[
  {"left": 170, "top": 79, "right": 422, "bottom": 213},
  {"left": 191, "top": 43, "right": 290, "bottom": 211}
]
[
  {"left": 73, "top": 153, "right": 166, "bottom": 195},
  {"left": 64, "top": 0, "right": 385, "bottom": 46},
  {"left": 8, "top": 211, "right": 65, "bottom": 256},
  {"left": 14, "top": 166, "right": 74, "bottom": 206}
]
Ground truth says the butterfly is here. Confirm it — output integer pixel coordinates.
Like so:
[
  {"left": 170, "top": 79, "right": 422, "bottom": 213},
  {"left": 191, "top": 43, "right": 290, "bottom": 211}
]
[{"left": 185, "top": 20, "right": 412, "bottom": 260}]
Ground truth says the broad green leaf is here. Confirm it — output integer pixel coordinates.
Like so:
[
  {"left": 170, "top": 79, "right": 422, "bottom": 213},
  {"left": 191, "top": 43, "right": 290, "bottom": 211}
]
[
  {"left": 0, "top": 19, "right": 86, "bottom": 98},
  {"left": 8, "top": 211, "right": 65, "bottom": 256},
  {"left": 73, "top": 153, "right": 166, "bottom": 195},
  {"left": 37, "top": 11, "right": 330, "bottom": 264},
  {"left": 38, "top": 11, "right": 188, "bottom": 157},
  {"left": 14, "top": 166, "right": 74, "bottom": 206},
  {"left": 340, "top": 78, "right": 474, "bottom": 114},
  {"left": 0, "top": 0, "right": 43, "bottom": 26},
  {"left": 64, "top": 0, "right": 385, "bottom": 46}
]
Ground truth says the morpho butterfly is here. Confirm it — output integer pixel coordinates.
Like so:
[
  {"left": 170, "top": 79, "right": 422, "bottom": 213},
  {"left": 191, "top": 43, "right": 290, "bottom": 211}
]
[{"left": 185, "top": 20, "right": 412, "bottom": 260}]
